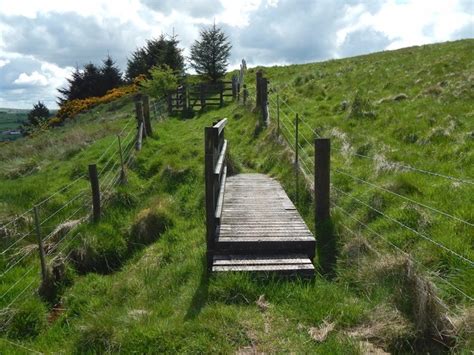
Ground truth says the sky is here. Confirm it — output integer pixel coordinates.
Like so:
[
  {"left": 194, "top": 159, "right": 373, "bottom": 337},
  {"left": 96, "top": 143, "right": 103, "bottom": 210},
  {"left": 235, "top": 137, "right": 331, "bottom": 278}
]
[{"left": 0, "top": 0, "right": 472, "bottom": 109}]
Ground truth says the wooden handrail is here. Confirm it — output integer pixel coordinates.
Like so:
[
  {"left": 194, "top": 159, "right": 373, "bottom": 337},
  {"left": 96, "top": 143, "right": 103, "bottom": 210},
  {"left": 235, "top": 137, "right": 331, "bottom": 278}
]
[{"left": 204, "top": 118, "right": 228, "bottom": 270}]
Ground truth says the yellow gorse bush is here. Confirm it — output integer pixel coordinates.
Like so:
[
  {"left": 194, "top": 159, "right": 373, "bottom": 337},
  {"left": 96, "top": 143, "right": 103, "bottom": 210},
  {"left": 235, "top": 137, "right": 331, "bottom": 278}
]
[{"left": 51, "top": 77, "right": 145, "bottom": 126}]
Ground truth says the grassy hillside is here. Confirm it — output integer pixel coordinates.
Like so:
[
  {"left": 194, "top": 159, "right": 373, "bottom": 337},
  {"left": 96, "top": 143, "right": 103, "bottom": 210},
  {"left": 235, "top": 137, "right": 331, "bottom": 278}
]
[{"left": 1, "top": 40, "right": 473, "bottom": 353}]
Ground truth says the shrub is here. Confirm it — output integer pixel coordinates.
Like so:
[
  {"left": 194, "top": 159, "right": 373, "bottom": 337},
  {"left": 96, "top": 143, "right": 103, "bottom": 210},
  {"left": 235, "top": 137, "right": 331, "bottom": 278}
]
[{"left": 140, "top": 65, "right": 178, "bottom": 99}]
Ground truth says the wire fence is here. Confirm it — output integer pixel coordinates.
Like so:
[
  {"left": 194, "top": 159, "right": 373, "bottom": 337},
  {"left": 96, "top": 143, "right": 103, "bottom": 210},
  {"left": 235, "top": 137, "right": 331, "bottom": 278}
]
[
  {"left": 263, "top": 81, "right": 474, "bottom": 304},
  {"left": 0, "top": 95, "right": 169, "bottom": 321}
]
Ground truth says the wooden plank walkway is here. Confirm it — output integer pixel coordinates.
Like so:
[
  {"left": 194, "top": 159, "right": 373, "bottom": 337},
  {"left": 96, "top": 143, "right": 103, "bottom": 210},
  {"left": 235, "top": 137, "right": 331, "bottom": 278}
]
[{"left": 212, "top": 174, "right": 316, "bottom": 277}]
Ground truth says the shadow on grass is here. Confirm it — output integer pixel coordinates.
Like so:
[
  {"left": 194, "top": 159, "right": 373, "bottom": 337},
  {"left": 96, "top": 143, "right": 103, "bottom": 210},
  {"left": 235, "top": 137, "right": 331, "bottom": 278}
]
[{"left": 184, "top": 255, "right": 209, "bottom": 320}]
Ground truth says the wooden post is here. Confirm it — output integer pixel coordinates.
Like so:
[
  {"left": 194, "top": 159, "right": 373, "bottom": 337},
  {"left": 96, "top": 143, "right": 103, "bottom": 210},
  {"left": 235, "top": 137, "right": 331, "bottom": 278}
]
[
  {"left": 219, "top": 83, "right": 224, "bottom": 107},
  {"left": 205, "top": 126, "right": 218, "bottom": 270},
  {"left": 33, "top": 206, "right": 47, "bottom": 283},
  {"left": 232, "top": 75, "right": 238, "bottom": 99},
  {"left": 261, "top": 78, "right": 268, "bottom": 123},
  {"left": 256, "top": 70, "right": 263, "bottom": 106},
  {"left": 135, "top": 100, "right": 147, "bottom": 138},
  {"left": 117, "top": 134, "right": 127, "bottom": 184},
  {"left": 200, "top": 84, "right": 205, "bottom": 110},
  {"left": 314, "top": 138, "right": 334, "bottom": 273},
  {"left": 277, "top": 93, "right": 280, "bottom": 136},
  {"left": 243, "top": 85, "right": 248, "bottom": 104},
  {"left": 295, "top": 114, "right": 299, "bottom": 203},
  {"left": 142, "top": 95, "right": 152, "bottom": 137},
  {"left": 237, "top": 82, "right": 241, "bottom": 102},
  {"left": 136, "top": 122, "right": 143, "bottom": 151},
  {"left": 88, "top": 164, "right": 101, "bottom": 223}
]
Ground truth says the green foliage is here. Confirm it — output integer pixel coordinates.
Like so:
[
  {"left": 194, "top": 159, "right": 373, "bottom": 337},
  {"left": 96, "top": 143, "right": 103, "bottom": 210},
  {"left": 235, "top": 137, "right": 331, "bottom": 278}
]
[
  {"left": 140, "top": 65, "right": 178, "bottom": 98},
  {"left": 189, "top": 24, "right": 232, "bottom": 82},
  {"left": 126, "top": 35, "right": 184, "bottom": 81},
  {"left": 57, "top": 55, "right": 124, "bottom": 105}
]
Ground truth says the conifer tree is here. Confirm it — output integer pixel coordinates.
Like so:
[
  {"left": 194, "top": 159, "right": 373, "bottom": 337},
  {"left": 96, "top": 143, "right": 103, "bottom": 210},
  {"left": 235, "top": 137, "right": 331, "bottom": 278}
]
[{"left": 189, "top": 24, "right": 231, "bottom": 82}]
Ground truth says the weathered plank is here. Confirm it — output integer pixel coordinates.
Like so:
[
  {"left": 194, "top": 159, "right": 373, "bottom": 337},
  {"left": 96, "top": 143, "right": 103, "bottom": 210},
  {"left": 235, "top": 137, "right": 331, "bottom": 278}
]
[{"left": 212, "top": 173, "right": 316, "bottom": 275}]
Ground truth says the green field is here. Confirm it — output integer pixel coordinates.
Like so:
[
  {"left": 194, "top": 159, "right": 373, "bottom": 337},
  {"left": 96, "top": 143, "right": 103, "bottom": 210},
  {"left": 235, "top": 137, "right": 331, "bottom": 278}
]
[
  {"left": 0, "top": 40, "right": 473, "bottom": 353},
  {"left": 0, "top": 109, "right": 28, "bottom": 141}
]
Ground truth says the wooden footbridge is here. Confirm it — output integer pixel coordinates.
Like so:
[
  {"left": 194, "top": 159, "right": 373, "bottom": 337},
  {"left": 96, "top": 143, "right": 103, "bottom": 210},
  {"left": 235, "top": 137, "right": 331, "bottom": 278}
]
[{"left": 205, "top": 119, "right": 316, "bottom": 277}]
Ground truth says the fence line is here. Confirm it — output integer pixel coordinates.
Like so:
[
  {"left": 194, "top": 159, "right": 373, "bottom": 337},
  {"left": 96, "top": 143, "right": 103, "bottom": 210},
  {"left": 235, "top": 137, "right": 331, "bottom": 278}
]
[
  {"left": 332, "top": 202, "right": 473, "bottom": 301},
  {"left": 1, "top": 94, "right": 167, "bottom": 319}
]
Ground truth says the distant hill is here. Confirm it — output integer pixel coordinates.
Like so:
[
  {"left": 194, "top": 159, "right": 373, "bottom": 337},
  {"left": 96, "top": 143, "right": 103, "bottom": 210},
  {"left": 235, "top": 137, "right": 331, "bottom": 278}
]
[{"left": 0, "top": 108, "right": 58, "bottom": 141}]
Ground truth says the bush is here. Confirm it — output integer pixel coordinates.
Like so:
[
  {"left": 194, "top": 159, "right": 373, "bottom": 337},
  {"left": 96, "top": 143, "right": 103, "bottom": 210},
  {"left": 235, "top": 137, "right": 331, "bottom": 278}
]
[{"left": 140, "top": 65, "right": 178, "bottom": 99}]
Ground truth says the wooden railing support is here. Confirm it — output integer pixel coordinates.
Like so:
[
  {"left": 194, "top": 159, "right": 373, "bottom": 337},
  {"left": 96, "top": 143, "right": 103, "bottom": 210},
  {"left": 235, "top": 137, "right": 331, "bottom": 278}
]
[{"left": 204, "top": 118, "right": 228, "bottom": 271}]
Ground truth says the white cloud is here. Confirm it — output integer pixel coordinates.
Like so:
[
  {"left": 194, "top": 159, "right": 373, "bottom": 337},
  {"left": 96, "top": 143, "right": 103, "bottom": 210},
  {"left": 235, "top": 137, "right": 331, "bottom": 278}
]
[
  {"left": 0, "top": 0, "right": 472, "bottom": 108},
  {"left": 0, "top": 59, "right": 10, "bottom": 68},
  {"left": 14, "top": 71, "right": 49, "bottom": 86}
]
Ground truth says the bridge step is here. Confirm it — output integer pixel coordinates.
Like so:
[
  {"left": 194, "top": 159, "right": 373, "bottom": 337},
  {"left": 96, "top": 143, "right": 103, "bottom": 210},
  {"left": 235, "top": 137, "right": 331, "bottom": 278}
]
[{"left": 212, "top": 254, "right": 314, "bottom": 278}]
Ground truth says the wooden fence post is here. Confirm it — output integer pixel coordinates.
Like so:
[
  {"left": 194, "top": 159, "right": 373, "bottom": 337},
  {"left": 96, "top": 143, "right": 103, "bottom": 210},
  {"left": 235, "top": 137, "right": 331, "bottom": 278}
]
[
  {"left": 200, "top": 84, "right": 206, "bottom": 110},
  {"left": 314, "top": 138, "right": 334, "bottom": 273},
  {"left": 135, "top": 100, "right": 147, "bottom": 138},
  {"left": 261, "top": 78, "right": 268, "bottom": 124},
  {"left": 117, "top": 134, "right": 127, "bottom": 184},
  {"left": 88, "top": 164, "right": 101, "bottom": 223},
  {"left": 33, "top": 206, "right": 48, "bottom": 283},
  {"left": 142, "top": 95, "right": 152, "bottom": 137},
  {"left": 256, "top": 70, "right": 263, "bottom": 106},
  {"left": 243, "top": 85, "right": 248, "bottom": 104},
  {"left": 277, "top": 93, "right": 280, "bottom": 136},
  {"left": 219, "top": 83, "right": 224, "bottom": 107},
  {"left": 232, "top": 75, "right": 238, "bottom": 99},
  {"left": 136, "top": 122, "right": 143, "bottom": 151}
]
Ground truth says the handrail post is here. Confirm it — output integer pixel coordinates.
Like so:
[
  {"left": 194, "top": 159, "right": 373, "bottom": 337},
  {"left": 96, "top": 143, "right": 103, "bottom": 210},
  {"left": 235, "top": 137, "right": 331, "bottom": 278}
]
[
  {"left": 277, "top": 93, "right": 280, "bottom": 136},
  {"left": 295, "top": 114, "right": 299, "bottom": 204},
  {"left": 314, "top": 138, "right": 334, "bottom": 273},
  {"left": 205, "top": 126, "right": 218, "bottom": 270}
]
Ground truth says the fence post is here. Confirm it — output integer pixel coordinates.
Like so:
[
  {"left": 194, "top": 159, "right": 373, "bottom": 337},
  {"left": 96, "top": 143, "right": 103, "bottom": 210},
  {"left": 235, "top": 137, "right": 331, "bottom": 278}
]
[
  {"left": 33, "top": 206, "right": 48, "bottom": 283},
  {"left": 88, "top": 164, "right": 101, "bottom": 223},
  {"left": 200, "top": 83, "right": 206, "bottom": 110},
  {"left": 117, "top": 134, "right": 127, "bottom": 184},
  {"left": 261, "top": 78, "right": 268, "bottom": 124},
  {"left": 135, "top": 100, "right": 147, "bottom": 138},
  {"left": 314, "top": 138, "right": 334, "bottom": 273},
  {"left": 219, "top": 83, "right": 224, "bottom": 107},
  {"left": 136, "top": 122, "right": 143, "bottom": 151},
  {"left": 142, "top": 95, "right": 152, "bottom": 137},
  {"left": 243, "top": 85, "right": 248, "bottom": 104},
  {"left": 256, "top": 70, "right": 263, "bottom": 106},
  {"left": 277, "top": 93, "right": 280, "bottom": 136},
  {"left": 232, "top": 75, "right": 238, "bottom": 100}
]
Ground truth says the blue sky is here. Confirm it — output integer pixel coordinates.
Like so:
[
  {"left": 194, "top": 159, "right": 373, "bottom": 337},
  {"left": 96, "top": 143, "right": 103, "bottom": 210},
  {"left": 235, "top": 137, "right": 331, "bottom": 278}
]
[{"left": 0, "top": 0, "right": 472, "bottom": 109}]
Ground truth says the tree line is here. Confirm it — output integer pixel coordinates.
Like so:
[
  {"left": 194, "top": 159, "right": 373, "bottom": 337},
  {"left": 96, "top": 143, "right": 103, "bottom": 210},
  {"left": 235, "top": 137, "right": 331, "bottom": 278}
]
[{"left": 24, "top": 24, "right": 232, "bottom": 133}]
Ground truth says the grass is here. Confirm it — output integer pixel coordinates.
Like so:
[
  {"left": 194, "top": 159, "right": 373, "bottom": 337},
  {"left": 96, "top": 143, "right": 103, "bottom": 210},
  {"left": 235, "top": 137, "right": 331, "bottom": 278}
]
[{"left": 1, "top": 39, "right": 473, "bottom": 353}]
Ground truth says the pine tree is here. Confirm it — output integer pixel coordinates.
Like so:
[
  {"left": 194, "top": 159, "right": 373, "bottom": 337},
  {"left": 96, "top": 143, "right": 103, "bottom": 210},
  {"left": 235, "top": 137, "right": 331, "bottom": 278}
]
[
  {"left": 26, "top": 101, "right": 50, "bottom": 126},
  {"left": 189, "top": 24, "right": 232, "bottom": 82},
  {"left": 100, "top": 55, "right": 124, "bottom": 93},
  {"left": 125, "top": 35, "right": 184, "bottom": 81}
]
